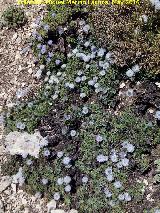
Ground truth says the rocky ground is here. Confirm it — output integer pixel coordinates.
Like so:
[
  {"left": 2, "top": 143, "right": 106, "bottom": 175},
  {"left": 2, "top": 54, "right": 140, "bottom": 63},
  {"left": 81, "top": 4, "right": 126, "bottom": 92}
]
[
  {"left": 0, "top": 1, "right": 160, "bottom": 213},
  {"left": 0, "top": 1, "right": 77, "bottom": 212}
]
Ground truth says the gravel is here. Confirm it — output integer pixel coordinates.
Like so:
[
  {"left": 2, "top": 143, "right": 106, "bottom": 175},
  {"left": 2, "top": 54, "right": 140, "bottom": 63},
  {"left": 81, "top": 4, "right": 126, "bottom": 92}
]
[
  {"left": 0, "top": 1, "right": 47, "bottom": 213},
  {"left": 0, "top": 1, "right": 79, "bottom": 212},
  {"left": 0, "top": 176, "right": 12, "bottom": 193}
]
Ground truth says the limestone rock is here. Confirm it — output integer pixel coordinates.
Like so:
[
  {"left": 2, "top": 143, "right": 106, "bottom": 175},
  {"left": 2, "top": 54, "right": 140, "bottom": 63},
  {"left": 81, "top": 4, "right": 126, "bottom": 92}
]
[
  {"left": 0, "top": 200, "right": 4, "bottom": 213},
  {"left": 47, "top": 200, "right": 56, "bottom": 212},
  {"left": 0, "top": 176, "right": 12, "bottom": 193},
  {"left": 51, "top": 210, "right": 65, "bottom": 213},
  {"left": 69, "top": 210, "right": 78, "bottom": 213}
]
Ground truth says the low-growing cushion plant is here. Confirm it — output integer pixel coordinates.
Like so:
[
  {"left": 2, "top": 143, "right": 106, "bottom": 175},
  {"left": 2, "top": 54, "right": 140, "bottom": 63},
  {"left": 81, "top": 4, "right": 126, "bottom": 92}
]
[
  {"left": 90, "top": 0, "right": 160, "bottom": 76},
  {"left": 1, "top": 6, "right": 27, "bottom": 28},
  {"left": 3, "top": 105, "right": 160, "bottom": 212},
  {"left": 1, "top": 3, "right": 160, "bottom": 213}
]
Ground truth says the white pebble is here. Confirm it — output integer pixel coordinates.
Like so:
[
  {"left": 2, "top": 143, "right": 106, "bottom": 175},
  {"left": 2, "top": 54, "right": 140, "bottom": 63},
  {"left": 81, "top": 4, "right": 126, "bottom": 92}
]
[{"left": 40, "top": 64, "right": 45, "bottom": 70}]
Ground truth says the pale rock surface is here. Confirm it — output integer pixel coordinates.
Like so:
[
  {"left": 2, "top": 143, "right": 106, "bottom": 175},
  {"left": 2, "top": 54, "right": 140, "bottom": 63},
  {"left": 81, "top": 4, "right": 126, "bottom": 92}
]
[
  {"left": 5, "top": 131, "right": 48, "bottom": 158},
  {"left": 51, "top": 210, "right": 65, "bottom": 213},
  {"left": 0, "top": 200, "right": 4, "bottom": 213},
  {"left": 69, "top": 210, "right": 78, "bottom": 213},
  {"left": 0, "top": 176, "right": 12, "bottom": 193},
  {"left": 47, "top": 200, "right": 57, "bottom": 212}
]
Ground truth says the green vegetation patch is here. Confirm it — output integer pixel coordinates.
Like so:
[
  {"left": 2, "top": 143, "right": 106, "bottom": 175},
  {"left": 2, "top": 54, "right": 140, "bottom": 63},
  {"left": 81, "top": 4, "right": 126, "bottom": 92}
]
[
  {"left": 1, "top": 4, "right": 160, "bottom": 213},
  {"left": 1, "top": 6, "right": 27, "bottom": 28}
]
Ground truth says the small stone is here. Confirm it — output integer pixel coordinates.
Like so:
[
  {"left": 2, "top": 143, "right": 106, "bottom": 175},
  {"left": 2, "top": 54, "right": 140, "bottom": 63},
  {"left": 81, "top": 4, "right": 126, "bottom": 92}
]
[
  {"left": 11, "top": 183, "right": 17, "bottom": 193},
  {"left": 30, "top": 22, "right": 37, "bottom": 28},
  {"left": 155, "top": 82, "right": 160, "bottom": 88},
  {"left": 24, "top": 207, "right": 30, "bottom": 213},
  {"left": 47, "top": 199, "right": 56, "bottom": 212},
  {"left": 16, "top": 37, "right": 22, "bottom": 44},
  {"left": 148, "top": 108, "right": 154, "bottom": 114},
  {"left": 15, "top": 51, "right": 21, "bottom": 60},
  {"left": 28, "top": 68, "right": 33, "bottom": 74},
  {"left": 12, "top": 33, "right": 17, "bottom": 40},
  {"left": 51, "top": 210, "right": 65, "bottom": 213},
  {"left": 119, "top": 83, "right": 125, "bottom": 89},
  {"left": 22, "top": 197, "right": 27, "bottom": 205},
  {"left": 0, "top": 200, "right": 4, "bottom": 213},
  {"left": 143, "top": 179, "right": 148, "bottom": 186},
  {"left": 40, "top": 65, "right": 45, "bottom": 70},
  {"left": 3, "top": 189, "right": 11, "bottom": 195},
  {"left": 0, "top": 145, "right": 5, "bottom": 154},
  {"left": 0, "top": 176, "right": 12, "bottom": 193},
  {"left": 69, "top": 210, "right": 78, "bottom": 213}
]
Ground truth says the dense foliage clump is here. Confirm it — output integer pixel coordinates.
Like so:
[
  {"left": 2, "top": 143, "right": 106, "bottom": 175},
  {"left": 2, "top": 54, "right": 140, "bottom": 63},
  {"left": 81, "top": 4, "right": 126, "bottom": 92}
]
[
  {"left": 90, "top": 0, "right": 160, "bottom": 76},
  {"left": 1, "top": 3, "right": 160, "bottom": 213},
  {"left": 1, "top": 6, "right": 27, "bottom": 28}
]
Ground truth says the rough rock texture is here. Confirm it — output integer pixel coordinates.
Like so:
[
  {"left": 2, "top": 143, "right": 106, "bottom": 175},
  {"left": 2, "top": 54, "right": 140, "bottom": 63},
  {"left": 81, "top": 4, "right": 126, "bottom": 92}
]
[
  {"left": 0, "top": 176, "right": 12, "bottom": 193},
  {"left": 0, "top": 1, "right": 48, "bottom": 212},
  {"left": 5, "top": 131, "right": 48, "bottom": 158}
]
